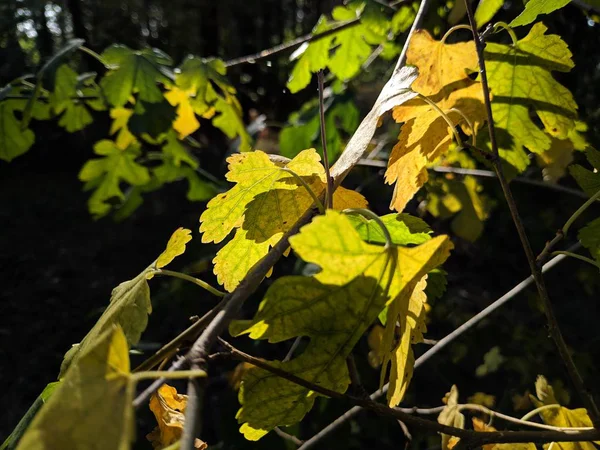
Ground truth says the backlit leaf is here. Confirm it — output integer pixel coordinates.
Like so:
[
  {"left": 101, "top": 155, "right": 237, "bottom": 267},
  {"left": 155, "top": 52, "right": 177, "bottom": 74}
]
[
  {"left": 79, "top": 140, "right": 150, "bottom": 218},
  {"left": 100, "top": 45, "right": 172, "bottom": 107},
  {"left": 569, "top": 147, "right": 600, "bottom": 197},
  {"left": 109, "top": 108, "right": 137, "bottom": 150},
  {"left": 164, "top": 86, "right": 200, "bottom": 139},
  {"left": 530, "top": 375, "right": 597, "bottom": 450},
  {"left": 18, "top": 326, "right": 134, "bottom": 450},
  {"left": 231, "top": 211, "right": 452, "bottom": 439},
  {"left": 438, "top": 385, "right": 465, "bottom": 450},
  {"left": 579, "top": 218, "right": 600, "bottom": 264},
  {"left": 483, "top": 23, "right": 578, "bottom": 172},
  {"left": 510, "top": 0, "right": 571, "bottom": 27},
  {"left": 200, "top": 149, "right": 367, "bottom": 291},
  {"left": 155, "top": 228, "right": 193, "bottom": 270},
  {"left": 50, "top": 65, "right": 95, "bottom": 132},
  {"left": 386, "top": 30, "right": 486, "bottom": 211},
  {"left": 474, "top": 0, "right": 504, "bottom": 27}
]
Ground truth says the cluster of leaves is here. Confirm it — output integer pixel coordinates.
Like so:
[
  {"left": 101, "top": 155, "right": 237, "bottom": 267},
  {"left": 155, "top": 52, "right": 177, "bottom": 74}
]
[{"left": 1, "top": 43, "right": 250, "bottom": 218}]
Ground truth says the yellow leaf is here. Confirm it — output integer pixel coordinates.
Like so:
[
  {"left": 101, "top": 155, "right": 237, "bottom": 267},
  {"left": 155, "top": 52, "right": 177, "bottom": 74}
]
[
  {"left": 146, "top": 384, "right": 206, "bottom": 449},
  {"left": 439, "top": 385, "right": 466, "bottom": 450},
  {"left": 109, "top": 107, "right": 137, "bottom": 150},
  {"left": 385, "top": 30, "right": 486, "bottom": 211},
  {"left": 529, "top": 375, "right": 597, "bottom": 450},
  {"left": 468, "top": 392, "right": 496, "bottom": 408},
  {"left": 156, "top": 227, "right": 193, "bottom": 270},
  {"left": 231, "top": 211, "right": 452, "bottom": 439},
  {"left": 200, "top": 149, "right": 367, "bottom": 291},
  {"left": 17, "top": 326, "right": 134, "bottom": 450},
  {"left": 164, "top": 86, "right": 201, "bottom": 139}
]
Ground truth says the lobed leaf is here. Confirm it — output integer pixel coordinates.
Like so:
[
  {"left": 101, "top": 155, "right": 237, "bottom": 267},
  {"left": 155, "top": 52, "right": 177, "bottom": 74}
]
[
  {"left": 510, "top": 0, "right": 572, "bottom": 27},
  {"left": 0, "top": 100, "right": 35, "bottom": 162}
]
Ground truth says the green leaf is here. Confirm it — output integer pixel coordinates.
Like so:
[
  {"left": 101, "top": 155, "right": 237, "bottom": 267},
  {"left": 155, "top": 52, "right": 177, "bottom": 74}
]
[
  {"left": 287, "top": 17, "right": 335, "bottom": 94},
  {"left": 510, "top": 0, "right": 571, "bottom": 27},
  {"left": 212, "top": 96, "right": 251, "bottom": 152},
  {"left": 391, "top": 5, "right": 416, "bottom": 34},
  {"left": 570, "top": 147, "right": 600, "bottom": 197},
  {"left": 59, "top": 268, "right": 151, "bottom": 378},
  {"left": 0, "top": 100, "right": 35, "bottom": 162},
  {"left": 231, "top": 211, "right": 452, "bottom": 439},
  {"left": 79, "top": 140, "right": 151, "bottom": 218},
  {"left": 199, "top": 149, "right": 367, "bottom": 291},
  {"left": 579, "top": 217, "right": 600, "bottom": 264},
  {"left": 328, "top": 5, "right": 387, "bottom": 81},
  {"left": 19, "top": 326, "right": 134, "bottom": 450},
  {"left": 425, "top": 268, "right": 447, "bottom": 301},
  {"left": 483, "top": 23, "right": 578, "bottom": 172},
  {"left": 347, "top": 213, "right": 432, "bottom": 245},
  {"left": 100, "top": 45, "right": 172, "bottom": 107},
  {"left": 50, "top": 65, "right": 95, "bottom": 132},
  {"left": 474, "top": 0, "right": 504, "bottom": 27},
  {"left": 129, "top": 100, "right": 176, "bottom": 139}
]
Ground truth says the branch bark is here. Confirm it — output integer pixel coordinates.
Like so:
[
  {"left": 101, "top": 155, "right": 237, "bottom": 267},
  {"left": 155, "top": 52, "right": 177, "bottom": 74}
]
[{"left": 463, "top": 0, "right": 600, "bottom": 426}]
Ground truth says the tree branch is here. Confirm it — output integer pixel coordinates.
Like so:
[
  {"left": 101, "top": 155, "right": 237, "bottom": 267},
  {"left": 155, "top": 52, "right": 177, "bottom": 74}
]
[
  {"left": 297, "top": 245, "right": 580, "bottom": 449},
  {"left": 219, "top": 338, "right": 600, "bottom": 447},
  {"left": 463, "top": 0, "right": 600, "bottom": 426},
  {"left": 224, "top": 19, "right": 360, "bottom": 68}
]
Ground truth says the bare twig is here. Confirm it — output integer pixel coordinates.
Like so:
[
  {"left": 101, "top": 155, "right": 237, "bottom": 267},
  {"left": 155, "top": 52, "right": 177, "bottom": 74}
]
[
  {"left": 318, "top": 70, "right": 334, "bottom": 209},
  {"left": 297, "top": 246, "right": 579, "bottom": 449},
  {"left": 219, "top": 338, "right": 600, "bottom": 447},
  {"left": 463, "top": 0, "right": 600, "bottom": 426},
  {"left": 224, "top": 19, "right": 360, "bottom": 68},
  {"left": 274, "top": 427, "right": 304, "bottom": 446}
]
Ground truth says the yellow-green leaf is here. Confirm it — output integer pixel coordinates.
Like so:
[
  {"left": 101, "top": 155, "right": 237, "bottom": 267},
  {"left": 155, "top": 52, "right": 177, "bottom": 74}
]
[
  {"left": 530, "top": 375, "right": 597, "bottom": 450},
  {"left": 510, "top": 0, "right": 571, "bottom": 27},
  {"left": 200, "top": 149, "right": 367, "bottom": 291},
  {"left": 474, "top": 0, "right": 504, "bottom": 27},
  {"left": 155, "top": 227, "right": 193, "bottom": 270},
  {"left": 483, "top": 23, "right": 578, "bottom": 172},
  {"left": 231, "top": 211, "right": 451, "bottom": 439},
  {"left": 18, "top": 326, "right": 134, "bottom": 450}
]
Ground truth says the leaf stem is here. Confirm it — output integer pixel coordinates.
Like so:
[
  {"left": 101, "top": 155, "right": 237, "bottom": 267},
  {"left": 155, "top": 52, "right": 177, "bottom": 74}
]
[
  {"left": 79, "top": 46, "right": 113, "bottom": 68},
  {"left": 464, "top": 0, "right": 600, "bottom": 426},
  {"left": 563, "top": 188, "right": 600, "bottom": 235},
  {"left": 441, "top": 24, "right": 473, "bottom": 43},
  {"left": 521, "top": 404, "right": 562, "bottom": 422},
  {"left": 150, "top": 269, "right": 226, "bottom": 297},
  {"left": 131, "top": 369, "right": 207, "bottom": 382},
  {"left": 317, "top": 70, "right": 334, "bottom": 209},
  {"left": 415, "top": 93, "right": 464, "bottom": 148},
  {"left": 279, "top": 168, "right": 325, "bottom": 214},
  {"left": 552, "top": 251, "right": 600, "bottom": 270},
  {"left": 343, "top": 208, "right": 393, "bottom": 249},
  {"left": 492, "top": 22, "right": 518, "bottom": 45}
]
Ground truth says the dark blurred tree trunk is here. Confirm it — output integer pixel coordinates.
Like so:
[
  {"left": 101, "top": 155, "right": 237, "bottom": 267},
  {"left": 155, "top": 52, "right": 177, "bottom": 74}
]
[{"left": 64, "top": 0, "right": 89, "bottom": 44}]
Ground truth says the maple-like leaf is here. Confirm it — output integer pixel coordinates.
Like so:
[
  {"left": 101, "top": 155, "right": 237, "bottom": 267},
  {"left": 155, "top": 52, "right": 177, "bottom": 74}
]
[
  {"left": 529, "top": 375, "right": 598, "bottom": 450},
  {"left": 50, "top": 65, "right": 95, "bottom": 132},
  {"left": 164, "top": 86, "right": 200, "bottom": 139},
  {"left": 385, "top": 30, "right": 486, "bottom": 212},
  {"left": 18, "top": 326, "right": 134, "bottom": 450},
  {"left": 483, "top": 23, "right": 578, "bottom": 171},
  {"left": 79, "top": 139, "right": 151, "bottom": 218},
  {"left": 230, "top": 211, "right": 452, "bottom": 440},
  {"left": 100, "top": 45, "right": 172, "bottom": 107},
  {"left": 109, "top": 107, "right": 137, "bottom": 149},
  {"left": 0, "top": 99, "right": 35, "bottom": 162},
  {"left": 536, "top": 122, "right": 587, "bottom": 182},
  {"left": 155, "top": 227, "right": 193, "bottom": 270},
  {"left": 200, "top": 149, "right": 367, "bottom": 291}
]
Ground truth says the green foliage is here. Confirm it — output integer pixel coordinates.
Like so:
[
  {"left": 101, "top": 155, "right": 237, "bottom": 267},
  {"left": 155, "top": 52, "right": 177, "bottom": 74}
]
[
  {"left": 570, "top": 147, "right": 600, "bottom": 197},
  {"left": 482, "top": 23, "right": 578, "bottom": 171},
  {"left": 347, "top": 213, "right": 432, "bottom": 245},
  {"left": 0, "top": 99, "right": 35, "bottom": 162},
  {"left": 579, "top": 218, "right": 600, "bottom": 265},
  {"left": 510, "top": 0, "right": 572, "bottom": 27},
  {"left": 474, "top": 0, "right": 504, "bottom": 27}
]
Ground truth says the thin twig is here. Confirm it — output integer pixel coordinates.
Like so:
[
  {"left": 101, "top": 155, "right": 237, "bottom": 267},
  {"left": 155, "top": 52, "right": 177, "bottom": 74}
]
[
  {"left": 151, "top": 269, "right": 226, "bottom": 297},
  {"left": 297, "top": 246, "right": 579, "bottom": 449},
  {"left": 318, "top": 70, "right": 334, "bottom": 209},
  {"left": 218, "top": 338, "right": 600, "bottom": 447},
  {"left": 224, "top": 19, "right": 360, "bottom": 67},
  {"left": 274, "top": 427, "right": 304, "bottom": 446},
  {"left": 284, "top": 337, "right": 303, "bottom": 362},
  {"left": 463, "top": 0, "right": 600, "bottom": 426},
  {"left": 394, "top": 0, "right": 431, "bottom": 71}
]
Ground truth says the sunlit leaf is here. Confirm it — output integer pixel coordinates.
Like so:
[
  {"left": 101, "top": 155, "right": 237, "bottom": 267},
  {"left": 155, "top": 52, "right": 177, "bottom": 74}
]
[
  {"left": 18, "top": 326, "right": 134, "bottom": 450},
  {"left": 0, "top": 100, "right": 35, "bottom": 162},
  {"left": 79, "top": 140, "right": 150, "bottom": 218},
  {"left": 474, "top": 0, "right": 504, "bottom": 27},
  {"left": 109, "top": 108, "right": 137, "bottom": 150},
  {"left": 50, "top": 65, "right": 95, "bottom": 132},
  {"left": 386, "top": 30, "right": 486, "bottom": 211},
  {"left": 155, "top": 228, "right": 193, "bottom": 270},
  {"left": 100, "top": 45, "right": 172, "bottom": 107},
  {"left": 510, "top": 0, "right": 571, "bottom": 27},
  {"left": 200, "top": 149, "right": 367, "bottom": 291},
  {"left": 529, "top": 375, "right": 597, "bottom": 450},
  {"left": 438, "top": 385, "right": 465, "bottom": 450},
  {"left": 164, "top": 86, "right": 200, "bottom": 139},
  {"left": 483, "top": 23, "right": 578, "bottom": 172},
  {"left": 231, "top": 211, "right": 452, "bottom": 439},
  {"left": 347, "top": 213, "right": 432, "bottom": 246}
]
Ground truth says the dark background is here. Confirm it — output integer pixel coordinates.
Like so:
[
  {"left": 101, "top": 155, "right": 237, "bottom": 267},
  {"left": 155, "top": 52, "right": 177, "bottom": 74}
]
[{"left": 1, "top": 1, "right": 600, "bottom": 448}]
